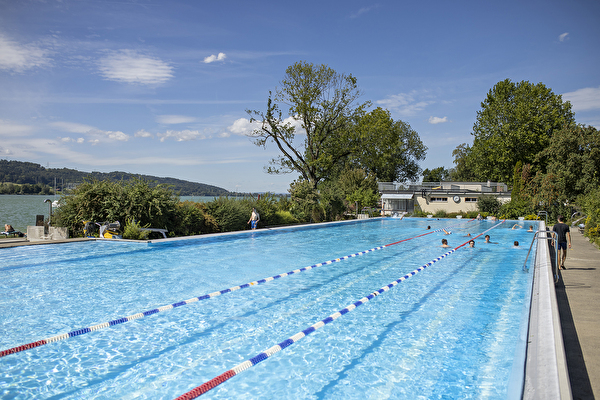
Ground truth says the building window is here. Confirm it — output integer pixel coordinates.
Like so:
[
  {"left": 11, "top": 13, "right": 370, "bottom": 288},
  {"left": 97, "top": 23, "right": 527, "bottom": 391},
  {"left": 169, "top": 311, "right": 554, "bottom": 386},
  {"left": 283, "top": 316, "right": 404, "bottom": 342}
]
[
  {"left": 430, "top": 197, "right": 448, "bottom": 202},
  {"left": 465, "top": 197, "right": 478, "bottom": 202}
]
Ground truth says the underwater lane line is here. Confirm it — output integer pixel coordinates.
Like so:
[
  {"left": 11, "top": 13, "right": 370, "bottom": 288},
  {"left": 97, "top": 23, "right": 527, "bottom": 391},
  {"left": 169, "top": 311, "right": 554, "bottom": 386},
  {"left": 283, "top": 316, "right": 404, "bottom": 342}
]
[
  {"left": 173, "top": 220, "right": 504, "bottom": 399},
  {"left": 0, "top": 219, "right": 474, "bottom": 359}
]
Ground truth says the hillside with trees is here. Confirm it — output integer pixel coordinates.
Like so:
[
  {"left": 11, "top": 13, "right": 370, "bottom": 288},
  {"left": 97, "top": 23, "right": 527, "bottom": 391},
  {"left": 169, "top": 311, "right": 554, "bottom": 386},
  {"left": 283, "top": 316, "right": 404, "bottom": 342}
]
[{"left": 0, "top": 160, "right": 230, "bottom": 196}]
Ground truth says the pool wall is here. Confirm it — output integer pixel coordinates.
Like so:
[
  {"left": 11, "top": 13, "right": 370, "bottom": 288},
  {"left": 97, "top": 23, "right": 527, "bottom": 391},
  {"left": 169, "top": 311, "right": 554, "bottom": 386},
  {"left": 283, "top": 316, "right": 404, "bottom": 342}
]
[{"left": 523, "top": 221, "right": 572, "bottom": 399}]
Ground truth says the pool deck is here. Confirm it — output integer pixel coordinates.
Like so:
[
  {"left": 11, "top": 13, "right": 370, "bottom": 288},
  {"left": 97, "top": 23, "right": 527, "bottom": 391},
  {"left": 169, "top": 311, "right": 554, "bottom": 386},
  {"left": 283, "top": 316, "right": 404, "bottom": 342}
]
[
  {"left": 556, "top": 228, "right": 600, "bottom": 400},
  {"left": 1, "top": 226, "right": 599, "bottom": 399}
]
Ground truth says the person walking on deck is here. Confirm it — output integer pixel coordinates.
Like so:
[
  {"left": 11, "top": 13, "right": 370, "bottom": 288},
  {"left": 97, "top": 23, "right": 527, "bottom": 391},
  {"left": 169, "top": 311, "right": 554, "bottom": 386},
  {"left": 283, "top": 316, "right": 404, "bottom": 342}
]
[{"left": 552, "top": 215, "right": 572, "bottom": 270}]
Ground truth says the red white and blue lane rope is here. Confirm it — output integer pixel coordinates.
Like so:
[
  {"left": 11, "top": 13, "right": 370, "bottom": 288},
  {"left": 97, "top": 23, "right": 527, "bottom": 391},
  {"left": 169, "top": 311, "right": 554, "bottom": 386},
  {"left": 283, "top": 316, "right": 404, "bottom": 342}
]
[
  {"left": 0, "top": 219, "right": 473, "bottom": 359},
  {"left": 173, "top": 220, "right": 504, "bottom": 400}
]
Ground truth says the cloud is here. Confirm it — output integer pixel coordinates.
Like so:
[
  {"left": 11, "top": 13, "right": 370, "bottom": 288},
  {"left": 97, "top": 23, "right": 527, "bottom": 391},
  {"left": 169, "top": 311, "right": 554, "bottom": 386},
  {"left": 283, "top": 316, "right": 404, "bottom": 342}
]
[
  {"left": 98, "top": 50, "right": 174, "bottom": 85},
  {"left": 157, "top": 129, "right": 209, "bottom": 142},
  {"left": 559, "top": 32, "right": 569, "bottom": 42},
  {"left": 225, "top": 118, "right": 261, "bottom": 137},
  {"left": 203, "top": 52, "right": 226, "bottom": 64},
  {"left": 156, "top": 115, "right": 197, "bottom": 124},
  {"left": 50, "top": 121, "right": 129, "bottom": 142},
  {"left": 135, "top": 129, "right": 153, "bottom": 138},
  {"left": 562, "top": 86, "right": 600, "bottom": 111},
  {"left": 223, "top": 116, "right": 305, "bottom": 138},
  {"left": 376, "top": 91, "right": 433, "bottom": 117},
  {"left": 0, "top": 119, "right": 35, "bottom": 136},
  {"left": 428, "top": 116, "right": 448, "bottom": 124},
  {"left": 350, "top": 5, "right": 379, "bottom": 19},
  {"left": 0, "top": 34, "right": 51, "bottom": 72},
  {"left": 59, "top": 137, "right": 85, "bottom": 143},
  {"left": 49, "top": 121, "right": 96, "bottom": 134}
]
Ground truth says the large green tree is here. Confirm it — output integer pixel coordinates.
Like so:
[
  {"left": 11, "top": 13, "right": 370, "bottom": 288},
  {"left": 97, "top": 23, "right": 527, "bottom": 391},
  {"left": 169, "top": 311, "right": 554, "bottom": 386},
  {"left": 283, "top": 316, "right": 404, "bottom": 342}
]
[
  {"left": 463, "top": 79, "right": 575, "bottom": 183},
  {"left": 422, "top": 166, "right": 450, "bottom": 182},
  {"left": 247, "top": 61, "right": 370, "bottom": 189},
  {"left": 352, "top": 107, "right": 427, "bottom": 182},
  {"left": 449, "top": 143, "right": 476, "bottom": 181},
  {"left": 536, "top": 124, "right": 600, "bottom": 201},
  {"left": 247, "top": 62, "right": 427, "bottom": 189}
]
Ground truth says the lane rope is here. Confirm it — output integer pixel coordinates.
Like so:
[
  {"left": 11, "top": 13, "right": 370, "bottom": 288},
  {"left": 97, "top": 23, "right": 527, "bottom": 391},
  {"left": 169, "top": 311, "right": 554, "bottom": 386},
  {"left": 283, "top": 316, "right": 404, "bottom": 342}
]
[
  {"left": 173, "top": 220, "right": 505, "bottom": 399},
  {"left": 0, "top": 219, "right": 475, "bottom": 359}
]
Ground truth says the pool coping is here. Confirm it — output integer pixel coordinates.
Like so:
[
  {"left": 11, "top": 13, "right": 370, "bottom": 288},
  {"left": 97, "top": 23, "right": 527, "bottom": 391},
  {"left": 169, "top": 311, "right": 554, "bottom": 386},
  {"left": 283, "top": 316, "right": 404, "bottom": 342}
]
[{"left": 523, "top": 221, "right": 572, "bottom": 399}]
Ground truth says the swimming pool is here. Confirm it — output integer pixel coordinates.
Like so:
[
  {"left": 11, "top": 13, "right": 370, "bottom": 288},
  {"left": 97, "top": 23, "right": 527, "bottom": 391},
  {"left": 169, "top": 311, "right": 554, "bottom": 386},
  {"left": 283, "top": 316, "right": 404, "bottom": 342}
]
[{"left": 1, "top": 218, "right": 537, "bottom": 399}]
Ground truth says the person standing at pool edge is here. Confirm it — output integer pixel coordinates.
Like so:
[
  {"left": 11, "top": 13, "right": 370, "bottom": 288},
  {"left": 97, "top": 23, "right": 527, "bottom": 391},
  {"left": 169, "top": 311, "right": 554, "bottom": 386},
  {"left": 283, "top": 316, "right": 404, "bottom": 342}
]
[
  {"left": 248, "top": 207, "right": 260, "bottom": 230},
  {"left": 552, "top": 215, "right": 571, "bottom": 270}
]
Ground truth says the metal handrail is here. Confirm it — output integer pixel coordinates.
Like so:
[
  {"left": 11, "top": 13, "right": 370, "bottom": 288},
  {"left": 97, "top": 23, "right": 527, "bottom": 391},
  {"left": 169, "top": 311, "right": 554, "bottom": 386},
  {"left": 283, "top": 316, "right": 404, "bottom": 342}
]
[
  {"left": 523, "top": 229, "right": 559, "bottom": 282},
  {"left": 537, "top": 211, "right": 548, "bottom": 227}
]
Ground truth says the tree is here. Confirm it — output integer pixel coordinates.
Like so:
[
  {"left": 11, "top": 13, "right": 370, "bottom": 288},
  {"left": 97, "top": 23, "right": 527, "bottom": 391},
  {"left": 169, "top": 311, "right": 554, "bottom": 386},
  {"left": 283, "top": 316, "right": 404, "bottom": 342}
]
[
  {"left": 511, "top": 160, "right": 523, "bottom": 201},
  {"left": 247, "top": 61, "right": 370, "bottom": 189},
  {"left": 352, "top": 107, "right": 426, "bottom": 182},
  {"left": 536, "top": 124, "right": 600, "bottom": 201},
  {"left": 449, "top": 143, "right": 476, "bottom": 181},
  {"left": 465, "top": 79, "right": 575, "bottom": 183},
  {"left": 422, "top": 166, "right": 449, "bottom": 182}
]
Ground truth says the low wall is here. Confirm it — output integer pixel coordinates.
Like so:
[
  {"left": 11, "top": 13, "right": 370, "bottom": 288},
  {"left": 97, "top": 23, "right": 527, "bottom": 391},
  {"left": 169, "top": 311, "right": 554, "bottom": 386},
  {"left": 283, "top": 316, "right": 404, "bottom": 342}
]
[{"left": 27, "top": 226, "right": 69, "bottom": 242}]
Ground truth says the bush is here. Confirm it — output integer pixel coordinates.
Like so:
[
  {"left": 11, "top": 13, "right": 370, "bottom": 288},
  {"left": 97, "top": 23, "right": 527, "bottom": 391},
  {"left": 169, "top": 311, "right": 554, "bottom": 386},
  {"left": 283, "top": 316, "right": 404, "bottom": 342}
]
[
  {"left": 578, "top": 188, "right": 600, "bottom": 247},
  {"left": 123, "top": 218, "right": 150, "bottom": 240},
  {"left": 477, "top": 195, "right": 501, "bottom": 215},
  {"left": 434, "top": 209, "right": 447, "bottom": 218},
  {"left": 499, "top": 199, "right": 535, "bottom": 220},
  {"left": 53, "top": 177, "right": 180, "bottom": 237},
  {"left": 204, "top": 196, "right": 250, "bottom": 232},
  {"left": 271, "top": 210, "right": 299, "bottom": 226},
  {"left": 176, "top": 201, "right": 219, "bottom": 235}
]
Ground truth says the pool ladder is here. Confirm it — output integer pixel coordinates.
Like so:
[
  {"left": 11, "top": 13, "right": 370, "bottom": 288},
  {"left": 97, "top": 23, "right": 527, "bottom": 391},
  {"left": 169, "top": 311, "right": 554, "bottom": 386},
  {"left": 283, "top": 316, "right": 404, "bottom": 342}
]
[{"left": 523, "top": 229, "right": 559, "bottom": 282}]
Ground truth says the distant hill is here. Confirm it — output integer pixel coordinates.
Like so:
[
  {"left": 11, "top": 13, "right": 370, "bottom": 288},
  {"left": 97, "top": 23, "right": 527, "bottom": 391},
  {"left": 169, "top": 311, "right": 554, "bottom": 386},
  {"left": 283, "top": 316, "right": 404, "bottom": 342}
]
[{"left": 0, "top": 159, "right": 230, "bottom": 196}]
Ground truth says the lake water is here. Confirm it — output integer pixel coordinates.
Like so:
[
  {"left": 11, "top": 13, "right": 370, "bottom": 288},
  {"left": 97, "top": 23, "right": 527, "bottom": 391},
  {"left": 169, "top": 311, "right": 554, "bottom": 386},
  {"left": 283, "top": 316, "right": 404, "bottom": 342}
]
[{"left": 0, "top": 195, "right": 219, "bottom": 232}]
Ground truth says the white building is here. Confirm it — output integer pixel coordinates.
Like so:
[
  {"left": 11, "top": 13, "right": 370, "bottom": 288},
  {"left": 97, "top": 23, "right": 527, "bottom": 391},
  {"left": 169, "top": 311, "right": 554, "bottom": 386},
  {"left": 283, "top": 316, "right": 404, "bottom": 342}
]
[{"left": 379, "top": 181, "right": 511, "bottom": 215}]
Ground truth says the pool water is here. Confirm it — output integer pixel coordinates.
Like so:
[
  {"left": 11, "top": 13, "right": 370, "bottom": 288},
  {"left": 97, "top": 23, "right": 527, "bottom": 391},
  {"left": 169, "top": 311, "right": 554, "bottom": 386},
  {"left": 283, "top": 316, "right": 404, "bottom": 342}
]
[{"left": 0, "top": 218, "right": 537, "bottom": 399}]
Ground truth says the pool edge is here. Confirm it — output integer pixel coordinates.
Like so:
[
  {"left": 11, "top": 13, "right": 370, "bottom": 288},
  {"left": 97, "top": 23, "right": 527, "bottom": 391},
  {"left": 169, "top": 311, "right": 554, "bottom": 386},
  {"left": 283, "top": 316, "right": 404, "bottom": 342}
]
[{"left": 523, "top": 221, "right": 572, "bottom": 399}]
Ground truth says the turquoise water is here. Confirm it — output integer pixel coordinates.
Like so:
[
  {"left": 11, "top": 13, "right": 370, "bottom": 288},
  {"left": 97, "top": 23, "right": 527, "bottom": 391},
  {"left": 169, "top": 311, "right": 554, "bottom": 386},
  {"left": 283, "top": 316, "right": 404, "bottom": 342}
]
[{"left": 0, "top": 218, "right": 537, "bottom": 399}]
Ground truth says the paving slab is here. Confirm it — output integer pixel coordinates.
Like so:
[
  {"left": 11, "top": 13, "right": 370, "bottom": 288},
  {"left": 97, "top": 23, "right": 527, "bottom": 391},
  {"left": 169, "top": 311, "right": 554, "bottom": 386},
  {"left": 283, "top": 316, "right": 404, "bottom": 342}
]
[{"left": 555, "top": 228, "right": 600, "bottom": 400}]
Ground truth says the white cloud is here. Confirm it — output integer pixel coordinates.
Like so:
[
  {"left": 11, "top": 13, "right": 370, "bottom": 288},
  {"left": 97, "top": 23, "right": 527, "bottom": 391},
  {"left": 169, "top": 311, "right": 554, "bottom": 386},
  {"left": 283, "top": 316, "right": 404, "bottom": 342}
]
[
  {"left": 50, "top": 121, "right": 129, "bottom": 142},
  {"left": 0, "top": 120, "right": 35, "bottom": 136},
  {"left": 0, "top": 147, "right": 14, "bottom": 156},
  {"left": 156, "top": 115, "right": 197, "bottom": 124},
  {"left": 203, "top": 52, "right": 226, "bottom": 64},
  {"left": 226, "top": 118, "right": 261, "bottom": 137},
  {"left": 0, "top": 34, "right": 51, "bottom": 72},
  {"left": 224, "top": 116, "right": 305, "bottom": 138},
  {"left": 376, "top": 91, "right": 433, "bottom": 117},
  {"left": 350, "top": 5, "right": 379, "bottom": 19},
  {"left": 49, "top": 121, "right": 96, "bottom": 134},
  {"left": 563, "top": 86, "right": 600, "bottom": 111},
  {"left": 135, "top": 129, "right": 153, "bottom": 138},
  {"left": 59, "top": 137, "right": 86, "bottom": 143},
  {"left": 559, "top": 32, "right": 569, "bottom": 42},
  {"left": 428, "top": 116, "right": 448, "bottom": 124},
  {"left": 100, "top": 130, "right": 129, "bottom": 141},
  {"left": 157, "top": 129, "right": 209, "bottom": 142},
  {"left": 98, "top": 50, "right": 174, "bottom": 85}
]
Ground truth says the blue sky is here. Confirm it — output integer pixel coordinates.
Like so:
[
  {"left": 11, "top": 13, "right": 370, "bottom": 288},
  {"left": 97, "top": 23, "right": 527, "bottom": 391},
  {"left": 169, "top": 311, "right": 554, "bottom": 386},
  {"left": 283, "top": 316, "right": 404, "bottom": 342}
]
[{"left": 1, "top": 0, "right": 599, "bottom": 193}]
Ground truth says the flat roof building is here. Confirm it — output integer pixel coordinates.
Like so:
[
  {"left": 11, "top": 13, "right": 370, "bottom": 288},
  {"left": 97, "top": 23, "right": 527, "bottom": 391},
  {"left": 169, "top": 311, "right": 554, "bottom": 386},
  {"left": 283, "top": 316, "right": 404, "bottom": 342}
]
[{"left": 379, "top": 181, "right": 511, "bottom": 215}]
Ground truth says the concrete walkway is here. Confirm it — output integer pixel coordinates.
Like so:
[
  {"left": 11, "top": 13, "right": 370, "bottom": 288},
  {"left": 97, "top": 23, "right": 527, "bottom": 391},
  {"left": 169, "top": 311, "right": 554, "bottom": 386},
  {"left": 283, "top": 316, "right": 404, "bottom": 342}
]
[{"left": 556, "top": 228, "right": 600, "bottom": 400}]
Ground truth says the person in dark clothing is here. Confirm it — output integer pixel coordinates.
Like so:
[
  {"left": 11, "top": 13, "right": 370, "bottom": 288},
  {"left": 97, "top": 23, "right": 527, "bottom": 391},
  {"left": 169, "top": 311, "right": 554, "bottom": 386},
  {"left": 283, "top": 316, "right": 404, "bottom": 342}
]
[{"left": 552, "top": 215, "right": 571, "bottom": 270}]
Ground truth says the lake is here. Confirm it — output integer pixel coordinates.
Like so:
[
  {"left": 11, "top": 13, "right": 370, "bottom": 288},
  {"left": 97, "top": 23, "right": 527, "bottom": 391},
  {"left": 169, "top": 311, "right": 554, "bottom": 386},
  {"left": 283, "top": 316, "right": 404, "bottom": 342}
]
[{"left": 0, "top": 195, "right": 220, "bottom": 233}]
